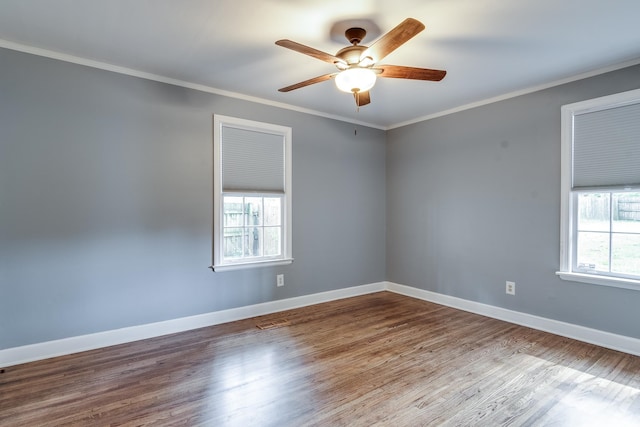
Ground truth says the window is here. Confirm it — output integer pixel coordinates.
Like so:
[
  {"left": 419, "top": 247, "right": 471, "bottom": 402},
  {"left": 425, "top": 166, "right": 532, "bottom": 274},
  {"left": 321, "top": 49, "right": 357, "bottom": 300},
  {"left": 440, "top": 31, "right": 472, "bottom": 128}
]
[
  {"left": 574, "top": 192, "right": 640, "bottom": 277},
  {"left": 212, "top": 115, "right": 292, "bottom": 271},
  {"left": 558, "top": 88, "right": 640, "bottom": 289}
]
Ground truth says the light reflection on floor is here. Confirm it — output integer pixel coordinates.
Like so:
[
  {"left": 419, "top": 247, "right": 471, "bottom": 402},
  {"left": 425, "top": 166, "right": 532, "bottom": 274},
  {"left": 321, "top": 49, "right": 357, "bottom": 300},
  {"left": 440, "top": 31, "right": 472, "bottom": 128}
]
[{"left": 520, "top": 353, "right": 640, "bottom": 426}]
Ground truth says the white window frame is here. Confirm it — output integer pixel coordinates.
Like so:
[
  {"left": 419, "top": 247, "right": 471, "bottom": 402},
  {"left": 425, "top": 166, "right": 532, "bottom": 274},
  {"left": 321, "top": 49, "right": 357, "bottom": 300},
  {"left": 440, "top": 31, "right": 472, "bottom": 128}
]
[
  {"left": 211, "top": 115, "right": 293, "bottom": 272},
  {"left": 557, "top": 88, "right": 640, "bottom": 290}
]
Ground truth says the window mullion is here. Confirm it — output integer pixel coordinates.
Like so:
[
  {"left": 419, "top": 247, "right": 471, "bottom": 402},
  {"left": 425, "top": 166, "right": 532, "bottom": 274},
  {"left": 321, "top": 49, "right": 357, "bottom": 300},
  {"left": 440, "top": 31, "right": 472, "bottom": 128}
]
[
  {"left": 260, "top": 197, "right": 265, "bottom": 257},
  {"left": 608, "top": 192, "right": 613, "bottom": 273},
  {"left": 572, "top": 193, "right": 579, "bottom": 272},
  {"left": 241, "top": 197, "right": 247, "bottom": 258}
]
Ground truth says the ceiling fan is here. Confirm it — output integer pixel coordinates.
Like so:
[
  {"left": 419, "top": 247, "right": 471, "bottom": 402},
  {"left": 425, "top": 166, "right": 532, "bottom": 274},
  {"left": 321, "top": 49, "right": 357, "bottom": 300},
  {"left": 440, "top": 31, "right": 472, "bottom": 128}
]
[{"left": 275, "top": 18, "right": 446, "bottom": 107}]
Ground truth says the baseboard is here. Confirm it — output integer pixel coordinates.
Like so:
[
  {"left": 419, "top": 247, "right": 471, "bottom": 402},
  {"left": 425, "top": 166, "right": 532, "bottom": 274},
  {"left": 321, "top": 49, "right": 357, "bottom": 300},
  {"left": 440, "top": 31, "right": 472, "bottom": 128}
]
[
  {"left": 0, "top": 282, "right": 386, "bottom": 367},
  {"left": 3, "top": 280, "right": 638, "bottom": 367},
  {"left": 386, "top": 281, "right": 640, "bottom": 357}
]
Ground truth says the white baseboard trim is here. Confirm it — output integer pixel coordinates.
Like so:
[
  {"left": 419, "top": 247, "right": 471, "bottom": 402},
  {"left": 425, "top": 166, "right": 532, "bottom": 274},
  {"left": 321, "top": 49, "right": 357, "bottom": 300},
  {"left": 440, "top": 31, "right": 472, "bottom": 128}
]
[
  {"left": 3, "top": 281, "right": 638, "bottom": 367},
  {"left": 386, "top": 282, "right": 640, "bottom": 357},
  {"left": 0, "top": 282, "right": 386, "bottom": 367}
]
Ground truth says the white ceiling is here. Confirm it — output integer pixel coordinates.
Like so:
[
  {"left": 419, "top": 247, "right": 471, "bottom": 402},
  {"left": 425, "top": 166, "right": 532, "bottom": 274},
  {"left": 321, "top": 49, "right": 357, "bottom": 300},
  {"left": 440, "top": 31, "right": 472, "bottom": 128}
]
[{"left": 1, "top": 0, "right": 639, "bottom": 129}]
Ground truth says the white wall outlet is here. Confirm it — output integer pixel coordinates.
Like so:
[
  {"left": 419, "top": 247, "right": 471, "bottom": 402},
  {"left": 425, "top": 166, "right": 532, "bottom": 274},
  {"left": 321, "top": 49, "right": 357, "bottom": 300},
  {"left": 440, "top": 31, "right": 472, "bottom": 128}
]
[
  {"left": 506, "top": 281, "right": 515, "bottom": 295},
  {"left": 277, "top": 274, "right": 284, "bottom": 287}
]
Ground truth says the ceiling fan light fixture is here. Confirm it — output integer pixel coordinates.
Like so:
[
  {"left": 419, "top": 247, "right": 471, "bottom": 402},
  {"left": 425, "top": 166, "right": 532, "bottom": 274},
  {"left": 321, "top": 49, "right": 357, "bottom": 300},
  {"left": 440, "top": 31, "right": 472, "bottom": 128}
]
[
  {"left": 276, "top": 18, "right": 445, "bottom": 106},
  {"left": 335, "top": 67, "right": 376, "bottom": 93}
]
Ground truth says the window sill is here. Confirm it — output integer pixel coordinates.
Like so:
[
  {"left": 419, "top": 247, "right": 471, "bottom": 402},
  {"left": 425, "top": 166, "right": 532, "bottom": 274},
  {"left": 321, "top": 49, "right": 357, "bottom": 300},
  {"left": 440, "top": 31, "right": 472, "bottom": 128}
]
[
  {"left": 556, "top": 271, "right": 640, "bottom": 291},
  {"left": 211, "top": 258, "right": 293, "bottom": 272}
]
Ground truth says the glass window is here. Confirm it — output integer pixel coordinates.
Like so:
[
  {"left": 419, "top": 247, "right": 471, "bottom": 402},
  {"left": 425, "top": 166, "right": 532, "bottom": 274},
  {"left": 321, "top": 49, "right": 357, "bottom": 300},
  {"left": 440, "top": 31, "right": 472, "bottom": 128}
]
[
  {"left": 212, "top": 115, "right": 292, "bottom": 271},
  {"left": 222, "top": 196, "right": 283, "bottom": 262},
  {"left": 558, "top": 88, "right": 640, "bottom": 289},
  {"left": 574, "top": 192, "right": 640, "bottom": 279}
]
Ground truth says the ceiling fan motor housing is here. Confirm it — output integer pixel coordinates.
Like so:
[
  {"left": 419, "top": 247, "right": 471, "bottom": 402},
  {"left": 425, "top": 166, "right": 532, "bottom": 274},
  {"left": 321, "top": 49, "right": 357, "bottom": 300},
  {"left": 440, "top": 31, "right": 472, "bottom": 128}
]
[
  {"left": 335, "top": 45, "right": 367, "bottom": 67},
  {"left": 334, "top": 27, "right": 371, "bottom": 68}
]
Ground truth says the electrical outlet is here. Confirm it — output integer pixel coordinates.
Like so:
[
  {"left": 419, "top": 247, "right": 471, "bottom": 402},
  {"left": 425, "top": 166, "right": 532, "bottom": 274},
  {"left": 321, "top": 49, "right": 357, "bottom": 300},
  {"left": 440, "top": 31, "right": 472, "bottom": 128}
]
[
  {"left": 506, "top": 281, "right": 515, "bottom": 295},
  {"left": 277, "top": 274, "right": 284, "bottom": 287}
]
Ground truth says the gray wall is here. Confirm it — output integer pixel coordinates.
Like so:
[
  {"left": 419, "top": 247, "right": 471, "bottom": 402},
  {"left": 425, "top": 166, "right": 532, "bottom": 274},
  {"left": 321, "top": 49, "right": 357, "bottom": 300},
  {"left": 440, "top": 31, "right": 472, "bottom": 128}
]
[
  {"left": 387, "top": 64, "right": 640, "bottom": 338},
  {"left": 3, "top": 44, "right": 639, "bottom": 351},
  {"left": 0, "top": 48, "right": 386, "bottom": 349}
]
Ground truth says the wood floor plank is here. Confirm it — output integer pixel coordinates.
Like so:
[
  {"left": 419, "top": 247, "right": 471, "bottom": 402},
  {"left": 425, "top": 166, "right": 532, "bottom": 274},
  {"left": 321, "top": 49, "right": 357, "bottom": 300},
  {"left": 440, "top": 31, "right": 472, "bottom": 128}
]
[{"left": 2, "top": 292, "right": 640, "bottom": 426}]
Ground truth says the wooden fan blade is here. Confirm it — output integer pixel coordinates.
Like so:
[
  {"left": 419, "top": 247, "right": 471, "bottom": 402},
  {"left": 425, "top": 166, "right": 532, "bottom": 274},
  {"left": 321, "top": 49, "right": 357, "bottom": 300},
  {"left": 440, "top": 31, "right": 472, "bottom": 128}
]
[
  {"left": 376, "top": 65, "right": 446, "bottom": 81},
  {"left": 355, "top": 90, "right": 371, "bottom": 107},
  {"left": 275, "top": 39, "right": 343, "bottom": 65},
  {"left": 278, "top": 73, "right": 336, "bottom": 92},
  {"left": 359, "top": 18, "right": 425, "bottom": 63}
]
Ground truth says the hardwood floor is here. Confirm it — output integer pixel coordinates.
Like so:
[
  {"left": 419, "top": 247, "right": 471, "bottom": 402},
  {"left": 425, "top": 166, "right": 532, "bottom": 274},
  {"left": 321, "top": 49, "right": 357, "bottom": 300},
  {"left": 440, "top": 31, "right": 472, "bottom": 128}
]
[{"left": 2, "top": 292, "right": 640, "bottom": 426}]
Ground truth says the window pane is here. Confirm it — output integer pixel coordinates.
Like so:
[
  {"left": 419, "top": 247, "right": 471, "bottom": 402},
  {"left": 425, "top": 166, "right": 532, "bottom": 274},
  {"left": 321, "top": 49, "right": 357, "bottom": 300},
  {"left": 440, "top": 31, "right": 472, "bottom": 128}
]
[
  {"left": 220, "top": 195, "right": 284, "bottom": 263},
  {"left": 223, "top": 197, "right": 244, "bottom": 227},
  {"left": 245, "top": 197, "right": 263, "bottom": 227},
  {"left": 612, "top": 192, "right": 640, "bottom": 233},
  {"left": 223, "top": 227, "right": 244, "bottom": 258},
  {"left": 264, "top": 197, "right": 281, "bottom": 226},
  {"left": 577, "top": 193, "right": 610, "bottom": 232},
  {"left": 264, "top": 226, "right": 282, "bottom": 256},
  {"left": 576, "top": 231, "right": 610, "bottom": 271},
  {"left": 245, "top": 227, "right": 262, "bottom": 257},
  {"left": 611, "top": 233, "right": 640, "bottom": 276}
]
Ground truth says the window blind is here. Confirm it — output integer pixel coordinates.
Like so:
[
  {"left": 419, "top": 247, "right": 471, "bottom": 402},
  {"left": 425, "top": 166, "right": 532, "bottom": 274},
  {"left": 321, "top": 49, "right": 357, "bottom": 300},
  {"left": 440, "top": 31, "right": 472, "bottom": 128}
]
[
  {"left": 573, "top": 101, "right": 640, "bottom": 189},
  {"left": 221, "top": 126, "right": 285, "bottom": 193}
]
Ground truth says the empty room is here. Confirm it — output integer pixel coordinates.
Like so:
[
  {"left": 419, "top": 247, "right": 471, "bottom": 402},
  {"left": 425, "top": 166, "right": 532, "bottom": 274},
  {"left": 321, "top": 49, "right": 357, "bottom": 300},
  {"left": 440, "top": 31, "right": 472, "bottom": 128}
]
[{"left": 1, "top": 1, "right": 640, "bottom": 425}]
